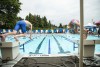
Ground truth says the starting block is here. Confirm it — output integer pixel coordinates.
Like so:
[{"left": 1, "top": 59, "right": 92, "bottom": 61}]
[
  {"left": 0, "top": 42, "right": 19, "bottom": 60},
  {"left": 83, "top": 40, "right": 95, "bottom": 57},
  {"left": 76, "top": 40, "right": 96, "bottom": 57}
]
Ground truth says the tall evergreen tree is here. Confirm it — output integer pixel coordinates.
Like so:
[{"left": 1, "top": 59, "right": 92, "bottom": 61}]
[
  {"left": 59, "top": 23, "right": 63, "bottom": 28},
  {"left": 25, "top": 13, "right": 58, "bottom": 29},
  {"left": 42, "top": 16, "right": 48, "bottom": 28}
]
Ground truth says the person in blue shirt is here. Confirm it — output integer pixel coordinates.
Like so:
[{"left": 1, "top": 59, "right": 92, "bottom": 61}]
[{"left": 0, "top": 19, "right": 32, "bottom": 42}]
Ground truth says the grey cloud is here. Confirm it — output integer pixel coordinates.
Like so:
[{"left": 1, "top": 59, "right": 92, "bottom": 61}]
[{"left": 18, "top": 0, "right": 100, "bottom": 26}]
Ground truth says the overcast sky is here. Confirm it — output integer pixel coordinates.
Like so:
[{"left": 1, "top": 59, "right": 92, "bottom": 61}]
[{"left": 18, "top": 0, "right": 100, "bottom": 26}]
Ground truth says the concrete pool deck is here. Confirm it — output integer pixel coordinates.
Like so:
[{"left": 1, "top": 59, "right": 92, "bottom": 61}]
[{"left": 0, "top": 53, "right": 100, "bottom": 67}]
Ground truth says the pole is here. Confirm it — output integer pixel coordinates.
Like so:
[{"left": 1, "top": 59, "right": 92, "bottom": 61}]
[{"left": 79, "top": 0, "right": 84, "bottom": 67}]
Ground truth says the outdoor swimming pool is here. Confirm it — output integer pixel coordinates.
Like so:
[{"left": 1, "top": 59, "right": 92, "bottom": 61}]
[{"left": 5, "top": 33, "right": 100, "bottom": 54}]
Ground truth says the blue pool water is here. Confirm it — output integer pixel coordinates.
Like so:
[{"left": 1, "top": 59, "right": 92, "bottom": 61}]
[{"left": 5, "top": 34, "right": 100, "bottom": 54}]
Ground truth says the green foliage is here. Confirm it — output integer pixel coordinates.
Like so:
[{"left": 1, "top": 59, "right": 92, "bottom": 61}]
[
  {"left": 25, "top": 13, "right": 57, "bottom": 29},
  {"left": 63, "top": 25, "right": 67, "bottom": 28},
  {"left": 0, "top": 0, "right": 21, "bottom": 29},
  {"left": 59, "top": 23, "right": 63, "bottom": 28},
  {"left": 0, "top": 0, "right": 67, "bottom": 29}
]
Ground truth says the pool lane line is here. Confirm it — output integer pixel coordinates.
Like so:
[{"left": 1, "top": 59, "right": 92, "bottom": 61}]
[
  {"left": 58, "top": 35, "right": 78, "bottom": 44},
  {"left": 48, "top": 39, "right": 51, "bottom": 54},
  {"left": 58, "top": 35, "right": 79, "bottom": 51},
  {"left": 19, "top": 35, "right": 41, "bottom": 52},
  {"left": 33, "top": 35, "right": 47, "bottom": 54},
  {"left": 20, "top": 35, "right": 42, "bottom": 46},
  {"left": 52, "top": 35, "right": 69, "bottom": 54}
]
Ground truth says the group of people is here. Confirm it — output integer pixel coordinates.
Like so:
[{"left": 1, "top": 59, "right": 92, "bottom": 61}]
[{"left": 0, "top": 19, "right": 99, "bottom": 42}]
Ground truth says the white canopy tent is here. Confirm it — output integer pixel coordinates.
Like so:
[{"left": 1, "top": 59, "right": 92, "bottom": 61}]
[{"left": 84, "top": 23, "right": 96, "bottom": 28}]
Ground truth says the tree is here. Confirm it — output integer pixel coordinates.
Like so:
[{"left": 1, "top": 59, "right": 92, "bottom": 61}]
[
  {"left": 25, "top": 13, "right": 58, "bottom": 29},
  {"left": 42, "top": 16, "right": 48, "bottom": 28},
  {"left": 48, "top": 21, "right": 51, "bottom": 29},
  {"left": 17, "top": 16, "right": 23, "bottom": 20},
  {"left": 59, "top": 23, "right": 63, "bottom": 28},
  {"left": 0, "top": 0, "right": 21, "bottom": 29},
  {"left": 63, "top": 25, "right": 67, "bottom": 29}
]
